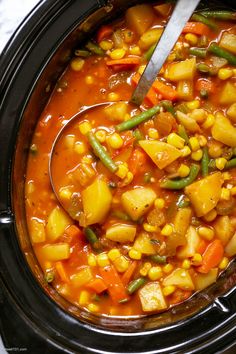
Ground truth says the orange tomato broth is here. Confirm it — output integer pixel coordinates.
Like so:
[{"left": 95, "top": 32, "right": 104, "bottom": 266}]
[{"left": 25, "top": 2, "right": 236, "bottom": 316}]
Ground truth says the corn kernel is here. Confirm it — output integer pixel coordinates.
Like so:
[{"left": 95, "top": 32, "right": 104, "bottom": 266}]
[
  {"left": 109, "top": 48, "right": 126, "bottom": 60},
  {"left": 129, "top": 248, "right": 142, "bottom": 260},
  {"left": 124, "top": 113, "right": 131, "bottom": 121},
  {"left": 115, "top": 163, "right": 129, "bottom": 179},
  {"left": 182, "top": 259, "right": 191, "bottom": 269},
  {"left": 138, "top": 65, "right": 146, "bottom": 75},
  {"left": 108, "top": 248, "right": 121, "bottom": 261},
  {"left": 79, "top": 290, "right": 90, "bottom": 306},
  {"left": 85, "top": 75, "right": 94, "bottom": 85},
  {"left": 231, "top": 186, "right": 236, "bottom": 196},
  {"left": 74, "top": 141, "right": 86, "bottom": 154},
  {"left": 154, "top": 198, "right": 165, "bottom": 209},
  {"left": 122, "top": 171, "right": 134, "bottom": 186},
  {"left": 186, "top": 100, "right": 200, "bottom": 110},
  {"left": 216, "top": 157, "right": 227, "bottom": 171},
  {"left": 99, "top": 40, "right": 113, "bottom": 51},
  {"left": 107, "top": 92, "right": 119, "bottom": 101},
  {"left": 185, "top": 33, "right": 198, "bottom": 45},
  {"left": 198, "top": 135, "right": 207, "bottom": 147},
  {"left": 218, "top": 68, "right": 233, "bottom": 80},
  {"left": 198, "top": 227, "right": 214, "bottom": 241},
  {"left": 87, "top": 253, "right": 97, "bottom": 267},
  {"left": 143, "top": 223, "right": 158, "bottom": 233},
  {"left": 167, "top": 133, "right": 185, "bottom": 149},
  {"left": 148, "top": 128, "right": 159, "bottom": 140},
  {"left": 140, "top": 262, "right": 152, "bottom": 276},
  {"left": 81, "top": 155, "right": 93, "bottom": 164},
  {"left": 163, "top": 285, "right": 176, "bottom": 296},
  {"left": 189, "top": 137, "right": 200, "bottom": 152},
  {"left": 78, "top": 121, "right": 92, "bottom": 135},
  {"left": 107, "top": 133, "right": 123, "bottom": 149},
  {"left": 191, "top": 149, "right": 203, "bottom": 161},
  {"left": 191, "top": 253, "right": 202, "bottom": 266},
  {"left": 204, "top": 209, "right": 217, "bottom": 222},
  {"left": 178, "top": 164, "right": 190, "bottom": 178},
  {"left": 161, "top": 224, "right": 173, "bottom": 236},
  {"left": 190, "top": 109, "right": 206, "bottom": 123},
  {"left": 70, "top": 58, "right": 85, "bottom": 71},
  {"left": 223, "top": 172, "right": 231, "bottom": 181},
  {"left": 181, "top": 146, "right": 191, "bottom": 157},
  {"left": 88, "top": 303, "right": 100, "bottom": 312},
  {"left": 97, "top": 253, "right": 110, "bottom": 267},
  {"left": 129, "top": 45, "right": 141, "bottom": 56},
  {"left": 208, "top": 142, "right": 223, "bottom": 158},
  {"left": 220, "top": 187, "right": 231, "bottom": 201},
  {"left": 81, "top": 163, "right": 95, "bottom": 178},
  {"left": 202, "top": 114, "right": 215, "bottom": 129},
  {"left": 95, "top": 130, "right": 106, "bottom": 142},
  {"left": 148, "top": 266, "right": 163, "bottom": 281},
  {"left": 219, "top": 256, "right": 229, "bottom": 270},
  {"left": 59, "top": 188, "right": 72, "bottom": 200},
  {"left": 113, "top": 255, "right": 129, "bottom": 272},
  {"left": 163, "top": 263, "right": 174, "bottom": 274}
]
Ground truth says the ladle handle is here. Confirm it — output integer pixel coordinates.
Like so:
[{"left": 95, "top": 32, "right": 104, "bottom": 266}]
[{"left": 130, "top": 0, "right": 201, "bottom": 106}]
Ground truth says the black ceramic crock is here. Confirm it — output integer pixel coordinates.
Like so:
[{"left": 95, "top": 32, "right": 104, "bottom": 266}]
[{"left": 1, "top": 0, "right": 236, "bottom": 353}]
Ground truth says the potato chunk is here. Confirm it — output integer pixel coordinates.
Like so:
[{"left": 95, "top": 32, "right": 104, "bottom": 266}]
[
  {"left": 106, "top": 224, "right": 136, "bottom": 243},
  {"left": 225, "top": 232, "right": 236, "bottom": 257},
  {"left": 104, "top": 102, "right": 128, "bottom": 122},
  {"left": 212, "top": 112, "right": 236, "bottom": 147},
  {"left": 167, "top": 58, "right": 196, "bottom": 81},
  {"left": 163, "top": 268, "right": 195, "bottom": 290},
  {"left": 46, "top": 206, "right": 71, "bottom": 241},
  {"left": 214, "top": 216, "right": 234, "bottom": 245},
  {"left": 133, "top": 232, "right": 156, "bottom": 255},
  {"left": 194, "top": 268, "right": 218, "bottom": 291},
  {"left": 139, "top": 140, "right": 181, "bottom": 170},
  {"left": 125, "top": 5, "right": 155, "bottom": 35},
  {"left": 177, "top": 226, "right": 200, "bottom": 259},
  {"left": 29, "top": 218, "right": 46, "bottom": 243},
  {"left": 219, "top": 82, "right": 236, "bottom": 105},
  {"left": 138, "top": 28, "right": 163, "bottom": 50},
  {"left": 82, "top": 178, "right": 112, "bottom": 226},
  {"left": 174, "top": 208, "right": 192, "bottom": 237},
  {"left": 70, "top": 267, "right": 93, "bottom": 287},
  {"left": 121, "top": 187, "right": 156, "bottom": 220},
  {"left": 42, "top": 243, "right": 70, "bottom": 261},
  {"left": 185, "top": 172, "right": 223, "bottom": 217},
  {"left": 139, "top": 282, "right": 167, "bottom": 312},
  {"left": 220, "top": 32, "right": 236, "bottom": 54}
]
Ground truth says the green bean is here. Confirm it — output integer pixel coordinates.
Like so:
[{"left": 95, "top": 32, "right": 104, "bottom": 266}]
[
  {"left": 133, "top": 128, "right": 144, "bottom": 141},
  {"left": 87, "top": 132, "right": 117, "bottom": 173},
  {"left": 197, "top": 63, "right": 210, "bottom": 74},
  {"left": 84, "top": 227, "right": 102, "bottom": 251},
  {"left": 127, "top": 277, "right": 146, "bottom": 294},
  {"left": 176, "top": 195, "right": 190, "bottom": 208},
  {"left": 75, "top": 49, "right": 91, "bottom": 57},
  {"left": 149, "top": 255, "right": 167, "bottom": 264},
  {"left": 198, "top": 35, "right": 209, "bottom": 47},
  {"left": 200, "top": 11, "right": 236, "bottom": 21},
  {"left": 178, "top": 125, "right": 189, "bottom": 143},
  {"left": 192, "top": 13, "right": 218, "bottom": 30},
  {"left": 208, "top": 43, "right": 236, "bottom": 66},
  {"left": 111, "top": 210, "right": 130, "bottom": 221},
  {"left": 143, "top": 44, "right": 156, "bottom": 61},
  {"left": 189, "top": 47, "right": 207, "bottom": 58},
  {"left": 201, "top": 147, "right": 209, "bottom": 177},
  {"left": 225, "top": 158, "right": 236, "bottom": 170},
  {"left": 161, "top": 100, "right": 176, "bottom": 117},
  {"left": 160, "top": 164, "right": 200, "bottom": 190},
  {"left": 115, "top": 105, "right": 161, "bottom": 132},
  {"left": 85, "top": 41, "right": 105, "bottom": 56},
  {"left": 208, "top": 159, "right": 216, "bottom": 170}
]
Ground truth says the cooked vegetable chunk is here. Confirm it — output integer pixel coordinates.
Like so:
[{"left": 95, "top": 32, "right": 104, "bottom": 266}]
[
  {"left": 42, "top": 243, "right": 70, "bottom": 261},
  {"left": 212, "top": 112, "right": 236, "bottom": 147},
  {"left": 138, "top": 28, "right": 163, "bottom": 50},
  {"left": 139, "top": 282, "right": 167, "bottom": 312},
  {"left": 219, "top": 82, "right": 236, "bottom": 105},
  {"left": 125, "top": 4, "right": 154, "bottom": 35},
  {"left": 163, "top": 268, "right": 195, "bottom": 290},
  {"left": 225, "top": 232, "right": 236, "bottom": 256},
  {"left": 174, "top": 208, "right": 192, "bottom": 237},
  {"left": 194, "top": 268, "right": 218, "bottom": 291},
  {"left": 46, "top": 207, "right": 71, "bottom": 241},
  {"left": 167, "top": 58, "right": 196, "bottom": 81},
  {"left": 71, "top": 267, "right": 93, "bottom": 287},
  {"left": 177, "top": 226, "right": 200, "bottom": 259},
  {"left": 29, "top": 218, "right": 46, "bottom": 243},
  {"left": 214, "top": 216, "right": 234, "bottom": 245},
  {"left": 133, "top": 232, "right": 156, "bottom": 255},
  {"left": 220, "top": 32, "right": 236, "bottom": 55},
  {"left": 106, "top": 224, "right": 136, "bottom": 243},
  {"left": 185, "top": 173, "right": 223, "bottom": 217}
]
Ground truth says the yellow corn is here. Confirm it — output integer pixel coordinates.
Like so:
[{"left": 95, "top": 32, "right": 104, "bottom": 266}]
[
  {"left": 182, "top": 259, "right": 191, "bottom": 269},
  {"left": 162, "top": 263, "right": 174, "bottom": 274},
  {"left": 191, "top": 149, "right": 203, "bottom": 161},
  {"left": 122, "top": 171, "right": 134, "bottom": 186},
  {"left": 99, "top": 40, "right": 113, "bottom": 51},
  {"left": 129, "top": 45, "right": 141, "bottom": 56},
  {"left": 189, "top": 137, "right": 200, "bottom": 152},
  {"left": 95, "top": 130, "right": 106, "bottom": 143},
  {"left": 108, "top": 248, "right": 121, "bottom": 261},
  {"left": 129, "top": 248, "right": 142, "bottom": 260},
  {"left": 198, "top": 135, "right": 207, "bottom": 147},
  {"left": 97, "top": 253, "right": 110, "bottom": 267},
  {"left": 202, "top": 114, "right": 215, "bottom": 129},
  {"left": 109, "top": 48, "right": 126, "bottom": 60},
  {"left": 186, "top": 100, "right": 200, "bottom": 110},
  {"left": 181, "top": 146, "right": 191, "bottom": 157},
  {"left": 74, "top": 141, "right": 86, "bottom": 154},
  {"left": 115, "top": 163, "right": 129, "bottom": 179},
  {"left": 231, "top": 186, "right": 236, "bottom": 196},
  {"left": 190, "top": 109, "right": 206, "bottom": 123},
  {"left": 107, "top": 133, "right": 123, "bottom": 149},
  {"left": 198, "top": 227, "right": 214, "bottom": 241},
  {"left": 81, "top": 155, "right": 94, "bottom": 164},
  {"left": 185, "top": 33, "right": 198, "bottom": 45},
  {"left": 218, "top": 68, "right": 233, "bottom": 80},
  {"left": 219, "top": 256, "right": 229, "bottom": 270},
  {"left": 88, "top": 303, "right": 100, "bottom": 312},
  {"left": 85, "top": 75, "right": 94, "bottom": 85},
  {"left": 220, "top": 188, "right": 231, "bottom": 201},
  {"left": 161, "top": 224, "right": 173, "bottom": 236},
  {"left": 163, "top": 285, "right": 176, "bottom": 296},
  {"left": 204, "top": 209, "right": 217, "bottom": 222},
  {"left": 154, "top": 198, "right": 165, "bottom": 209},
  {"left": 143, "top": 223, "right": 158, "bottom": 233},
  {"left": 87, "top": 253, "right": 97, "bottom": 267},
  {"left": 191, "top": 253, "right": 202, "bottom": 266},
  {"left": 140, "top": 262, "right": 152, "bottom": 276},
  {"left": 167, "top": 133, "right": 185, "bottom": 149},
  {"left": 70, "top": 58, "right": 85, "bottom": 71},
  {"left": 107, "top": 92, "right": 120, "bottom": 101},
  {"left": 215, "top": 157, "right": 227, "bottom": 170},
  {"left": 208, "top": 142, "right": 223, "bottom": 158},
  {"left": 223, "top": 172, "right": 231, "bottom": 181},
  {"left": 148, "top": 128, "right": 159, "bottom": 140},
  {"left": 78, "top": 121, "right": 92, "bottom": 135},
  {"left": 79, "top": 290, "right": 90, "bottom": 306},
  {"left": 59, "top": 188, "right": 72, "bottom": 200},
  {"left": 113, "top": 255, "right": 129, "bottom": 273},
  {"left": 178, "top": 164, "right": 190, "bottom": 178},
  {"left": 148, "top": 266, "right": 163, "bottom": 281}
]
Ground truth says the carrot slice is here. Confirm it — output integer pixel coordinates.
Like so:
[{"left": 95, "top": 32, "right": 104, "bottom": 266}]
[
  {"left": 197, "top": 239, "right": 224, "bottom": 274},
  {"left": 121, "top": 261, "right": 137, "bottom": 286},
  {"left": 129, "top": 148, "right": 147, "bottom": 176},
  {"left": 65, "top": 225, "right": 83, "bottom": 239},
  {"left": 55, "top": 261, "right": 69, "bottom": 283},
  {"left": 197, "top": 239, "right": 209, "bottom": 255},
  {"left": 86, "top": 277, "right": 108, "bottom": 293},
  {"left": 106, "top": 57, "right": 141, "bottom": 66},
  {"left": 152, "top": 80, "right": 178, "bottom": 101},
  {"left": 170, "top": 289, "right": 192, "bottom": 305},
  {"left": 195, "top": 78, "right": 216, "bottom": 93},
  {"left": 99, "top": 265, "right": 128, "bottom": 303},
  {"left": 97, "top": 25, "right": 113, "bottom": 43},
  {"left": 183, "top": 22, "right": 210, "bottom": 36},
  {"left": 132, "top": 72, "right": 159, "bottom": 106}
]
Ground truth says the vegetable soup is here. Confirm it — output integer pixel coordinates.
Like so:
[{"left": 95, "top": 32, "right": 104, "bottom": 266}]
[{"left": 25, "top": 2, "right": 236, "bottom": 316}]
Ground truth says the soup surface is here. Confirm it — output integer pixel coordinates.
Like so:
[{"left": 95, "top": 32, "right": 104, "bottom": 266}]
[{"left": 25, "top": 2, "right": 236, "bottom": 316}]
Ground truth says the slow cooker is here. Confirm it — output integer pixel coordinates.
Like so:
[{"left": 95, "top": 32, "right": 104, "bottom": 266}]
[{"left": 1, "top": 0, "right": 236, "bottom": 352}]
